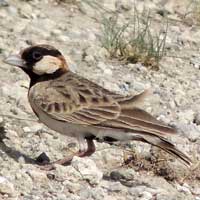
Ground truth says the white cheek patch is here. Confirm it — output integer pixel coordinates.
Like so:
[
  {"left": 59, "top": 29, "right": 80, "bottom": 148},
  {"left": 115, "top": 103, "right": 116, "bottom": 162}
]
[{"left": 33, "top": 56, "right": 61, "bottom": 75}]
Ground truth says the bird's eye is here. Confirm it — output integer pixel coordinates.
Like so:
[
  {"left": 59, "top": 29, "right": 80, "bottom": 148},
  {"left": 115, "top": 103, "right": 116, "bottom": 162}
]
[{"left": 32, "top": 51, "right": 42, "bottom": 60}]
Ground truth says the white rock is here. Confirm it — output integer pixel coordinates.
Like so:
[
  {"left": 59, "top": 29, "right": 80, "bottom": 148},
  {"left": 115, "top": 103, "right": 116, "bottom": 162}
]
[
  {"left": 18, "top": 156, "right": 26, "bottom": 164},
  {"left": 23, "top": 127, "right": 31, "bottom": 133},
  {"left": 71, "top": 156, "right": 103, "bottom": 185},
  {"left": 141, "top": 191, "right": 153, "bottom": 200},
  {"left": 98, "top": 62, "right": 113, "bottom": 76},
  {"left": 194, "top": 113, "right": 200, "bottom": 125},
  {"left": 58, "top": 35, "right": 70, "bottom": 42},
  {"left": 177, "top": 109, "right": 195, "bottom": 124},
  {"left": 7, "top": 6, "right": 18, "bottom": 15},
  {"left": 78, "top": 1, "right": 97, "bottom": 17},
  {"left": 98, "top": 47, "right": 109, "bottom": 59},
  {"left": 176, "top": 183, "right": 191, "bottom": 195},
  {"left": 104, "top": 68, "right": 113, "bottom": 76},
  {"left": 63, "top": 180, "right": 81, "bottom": 193},
  {"left": 177, "top": 123, "right": 200, "bottom": 141},
  {"left": 23, "top": 124, "right": 43, "bottom": 133},
  {"left": 132, "top": 80, "right": 146, "bottom": 91},
  {"left": 115, "top": 0, "right": 133, "bottom": 11},
  {"left": 84, "top": 55, "right": 95, "bottom": 64},
  {"left": 55, "top": 164, "right": 82, "bottom": 182},
  {"left": 0, "top": 176, "right": 16, "bottom": 196},
  {"left": 51, "top": 29, "right": 62, "bottom": 36},
  {"left": 0, "top": 0, "right": 8, "bottom": 7},
  {"left": 87, "top": 31, "right": 96, "bottom": 41},
  {"left": 20, "top": 3, "right": 33, "bottom": 17},
  {"left": 105, "top": 181, "right": 126, "bottom": 193},
  {"left": 0, "top": 116, "right": 3, "bottom": 126},
  {"left": 27, "top": 170, "right": 48, "bottom": 183},
  {"left": 6, "top": 130, "right": 18, "bottom": 138}
]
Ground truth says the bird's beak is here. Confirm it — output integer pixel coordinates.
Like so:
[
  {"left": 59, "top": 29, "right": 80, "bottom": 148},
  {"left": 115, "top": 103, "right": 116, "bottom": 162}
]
[{"left": 4, "top": 54, "right": 26, "bottom": 68}]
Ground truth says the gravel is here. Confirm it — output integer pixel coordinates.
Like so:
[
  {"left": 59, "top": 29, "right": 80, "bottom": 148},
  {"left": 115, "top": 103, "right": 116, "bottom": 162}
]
[{"left": 0, "top": 0, "right": 200, "bottom": 199}]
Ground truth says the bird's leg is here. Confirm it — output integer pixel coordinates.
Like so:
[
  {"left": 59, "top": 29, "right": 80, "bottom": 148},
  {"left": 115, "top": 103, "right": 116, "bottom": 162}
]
[
  {"left": 37, "top": 138, "right": 96, "bottom": 170},
  {"left": 79, "top": 139, "right": 96, "bottom": 157}
]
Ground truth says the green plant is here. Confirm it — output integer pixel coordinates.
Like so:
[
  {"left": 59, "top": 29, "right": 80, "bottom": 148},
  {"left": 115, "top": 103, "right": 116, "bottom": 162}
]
[{"left": 101, "top": 7, "right": 168, "bottom": 69}]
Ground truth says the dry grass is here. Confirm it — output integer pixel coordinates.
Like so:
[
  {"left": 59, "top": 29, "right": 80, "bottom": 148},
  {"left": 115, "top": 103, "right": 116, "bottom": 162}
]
[
  {"left": 121, "top": 146, "right": 191, "bottom": 183},
  {"left": 101, "top": 7, "right": 168, "bottom": 70}
]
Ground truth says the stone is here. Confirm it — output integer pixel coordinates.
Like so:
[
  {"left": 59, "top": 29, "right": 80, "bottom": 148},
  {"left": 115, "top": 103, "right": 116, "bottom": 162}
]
[
  {"left": 177, "top": 109, "right": 195, "bottom": 124},
  {"left": 0, "top": 116, "right": 4, "bottom": 126},
  {"left": 51, "top": 29, "right": 62, "bottom": 36},
  {"left": 110, "top": 168, "right": 135, "bottom": 181},
  {"left": 0, "top": 0, "right": 8, "bottom": 7},
  {"left": 84, "top": 55, "right": 95, "bottom": 64},
  {"left": 97, "top": 62, "right": 113, "bottom": 75},
  {"left": 176, "top": 183, "right": 191, "bottom": 195},
  {"left": 54, "top": 164, "right": 82, "bottom": 182},
  {"left": 71, "top": 156, "right": 103, "bottom": 185},
  {"left": 194, "top": 113, "right": 200, "bottom": 125},
  {"left": 141, "top": 191, "right": 153, "bottom": 200},
  {"left": 115, "top": 0, "right": 133, "bottom": 11},
  {"left": 176, "top": 123, "right": 200, "bottom": 142},
  {"left": 23, "top": 127, "right": 31, "bottom": 133},
  {"left": 0, "top": 176, "right": 16, "bottom": 196},
  {"left": 105, "top": 181, "right": 126, "bottom": 193},
  {"left": 27, "top": 170, "right": 48, "bottom": 183}
]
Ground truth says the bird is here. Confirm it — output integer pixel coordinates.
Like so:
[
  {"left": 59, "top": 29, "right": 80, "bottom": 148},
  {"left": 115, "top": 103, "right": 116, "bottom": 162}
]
[{"left": 4, "top": 44, "right": 192, "bottom": 170}]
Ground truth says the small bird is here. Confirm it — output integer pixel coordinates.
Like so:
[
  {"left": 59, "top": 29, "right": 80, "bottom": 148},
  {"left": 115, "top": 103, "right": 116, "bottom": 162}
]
[{"left": 4, "top": 44, "right": 191, "bottom": 170}]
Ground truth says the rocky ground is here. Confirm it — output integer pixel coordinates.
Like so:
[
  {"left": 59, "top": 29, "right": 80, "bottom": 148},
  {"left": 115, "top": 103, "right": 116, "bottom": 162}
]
[{"left": 0, "top": 0, "right": 200, "bottom": 199}]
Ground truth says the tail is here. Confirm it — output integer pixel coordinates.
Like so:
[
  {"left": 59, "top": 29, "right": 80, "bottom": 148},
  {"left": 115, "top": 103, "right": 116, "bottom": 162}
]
[{"left": 131, "top": 132, "right": 192, "bottom": 166}]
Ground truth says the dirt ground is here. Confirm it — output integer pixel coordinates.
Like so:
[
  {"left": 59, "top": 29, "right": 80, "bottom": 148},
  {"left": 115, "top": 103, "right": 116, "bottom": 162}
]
[{"left": 0, "top": 0, "right": 200, "bottom": 199}]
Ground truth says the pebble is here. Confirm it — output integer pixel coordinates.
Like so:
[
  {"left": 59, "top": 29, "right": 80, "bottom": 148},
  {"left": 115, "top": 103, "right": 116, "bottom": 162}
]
[
  {"left": 110, "top": 168, "right": 135, "bottom": 181},
  {"left": 177, "top": 109, "right": 195, "bottom": 124},
  {"left": 141, "top": 191, "right": 153, "bottom": 200},
  {"left": 84, "top": 55, "right": 95, "bottom": 64},
  {"left": 115, "top": 0, "right": 133, "bottom": 11},
  {"left": 176, "top": 183, "right": 191, "bottom": 195},
  {"left": 19, "top": 3, "right": 33, "bottom": 18},
  {"left": 78, "top": 1, "right": 96, "bottom": 17},
  {"left": 0, "top": 116, "right": 4, "bottom": 126},
  {"left": 71, "top": 156, "right": 103, "bottom": 185},
  {"left": 194, "top": 113, "right": 200, "bottom": 125},
  {"left": 23, "top": 127, "right": 32, "bottom": 133},
  {"left": 27, "top": 170, "right": 48, "bottom": 183},
  {"left": 105, "top": 182, "right": 126, "bottom": 193},
  {"left": 58, "top": 35, "right": 70, "bottom": 42},
  {"left": 0, "top": 0, "right": 8, "bottom": 7},
  {"left": 55, "top": 164, "right": 82, "bottom": 182},
  {"left": 0, "top": 176, "right": 16, "bottom": 196},
  {"left": 178, "top": 124, "right": 200, "bottom": 142},
  {"left": 51, "top": 29, "right": 62, "bottom": 36}
]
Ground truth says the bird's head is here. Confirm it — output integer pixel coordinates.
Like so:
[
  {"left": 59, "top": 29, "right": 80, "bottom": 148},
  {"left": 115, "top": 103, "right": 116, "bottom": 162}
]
[{"left": 4, "top": 45, "right": 68, "bottom": 79}]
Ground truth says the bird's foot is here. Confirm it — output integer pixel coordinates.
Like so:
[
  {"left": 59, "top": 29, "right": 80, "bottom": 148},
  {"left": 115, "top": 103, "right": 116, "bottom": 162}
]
[
  {"left": 36, "top": 155, "right": 75, "bottom": 171},
  {"left": 35, "top": 139, "right": 96, "bottom": 171}
]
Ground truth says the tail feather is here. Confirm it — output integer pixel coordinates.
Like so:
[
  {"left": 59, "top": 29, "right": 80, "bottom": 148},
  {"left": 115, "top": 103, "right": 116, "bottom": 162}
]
[{"left": 140, "top": 134, "right": 192, "bottom": 166}]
